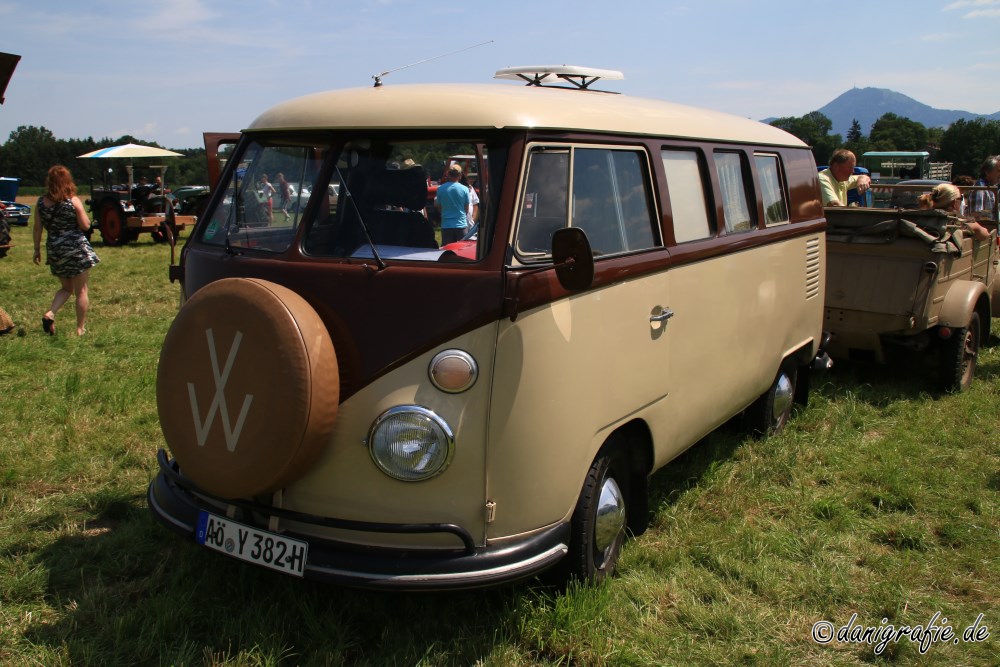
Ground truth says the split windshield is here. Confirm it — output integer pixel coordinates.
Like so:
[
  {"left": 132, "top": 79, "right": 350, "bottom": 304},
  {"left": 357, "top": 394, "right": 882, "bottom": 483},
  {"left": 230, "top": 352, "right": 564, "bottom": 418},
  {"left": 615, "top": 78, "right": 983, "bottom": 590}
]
[{"left": 197, "top": 135, "right": 503, "bottom": 262}]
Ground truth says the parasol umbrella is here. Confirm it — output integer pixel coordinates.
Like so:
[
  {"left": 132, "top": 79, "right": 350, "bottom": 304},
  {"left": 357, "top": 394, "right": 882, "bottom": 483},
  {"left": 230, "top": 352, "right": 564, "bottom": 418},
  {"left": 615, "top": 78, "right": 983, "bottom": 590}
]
[{"left": 78, "top": 143, "right": 185, "bottom": 200}]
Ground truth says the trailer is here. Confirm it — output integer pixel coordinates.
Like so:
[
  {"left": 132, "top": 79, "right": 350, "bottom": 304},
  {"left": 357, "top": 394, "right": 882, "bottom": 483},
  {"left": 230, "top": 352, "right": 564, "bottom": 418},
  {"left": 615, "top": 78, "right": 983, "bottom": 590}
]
[{"left": 824, "top": 205, "right": 997, "bottom": 391}]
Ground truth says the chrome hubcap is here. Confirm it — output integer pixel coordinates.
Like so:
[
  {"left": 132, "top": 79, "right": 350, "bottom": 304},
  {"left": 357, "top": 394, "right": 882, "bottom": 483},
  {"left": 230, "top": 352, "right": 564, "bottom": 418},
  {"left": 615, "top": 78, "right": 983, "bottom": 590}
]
[
  {"left": 594, "top": 476, "right": 626, "bottom": 566},
  {"left": 772, "top": 372, "right": 794, "bottom": 424}
]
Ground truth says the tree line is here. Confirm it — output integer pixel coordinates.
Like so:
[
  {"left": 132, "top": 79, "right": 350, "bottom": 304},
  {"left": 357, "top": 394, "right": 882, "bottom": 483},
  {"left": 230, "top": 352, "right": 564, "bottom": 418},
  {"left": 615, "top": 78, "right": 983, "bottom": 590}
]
[
  {"left": 0, "top": 125, "right": 209, "bottom": 189},
  {"left": 769, "top": 112, "right": 1000, "bottom": 178},
  {"left": 5, "top": 113, "right": 1000, "bottom": 189}
]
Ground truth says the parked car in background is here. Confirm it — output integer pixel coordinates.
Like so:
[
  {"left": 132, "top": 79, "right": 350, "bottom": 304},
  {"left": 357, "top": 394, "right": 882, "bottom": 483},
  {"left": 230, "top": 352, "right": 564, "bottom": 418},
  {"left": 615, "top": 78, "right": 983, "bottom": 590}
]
[
  {"left": 0, "top": 176, "right": 31, "bottom": 225},
  {"left": 881, "top": 179, "right": 947, "bottom": 209},
  {"left": 0, "top": 199, "right": 30, "bottom": 226},
  {"left": 170, "top": 185, "right": 209, "bottom": 214}
]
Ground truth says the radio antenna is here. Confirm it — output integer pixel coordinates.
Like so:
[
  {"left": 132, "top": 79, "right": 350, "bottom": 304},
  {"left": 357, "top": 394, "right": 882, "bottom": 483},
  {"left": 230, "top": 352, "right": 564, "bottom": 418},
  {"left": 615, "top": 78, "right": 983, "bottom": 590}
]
[{"left": 372, "top": 40, "right": 494, "bottom": 87}]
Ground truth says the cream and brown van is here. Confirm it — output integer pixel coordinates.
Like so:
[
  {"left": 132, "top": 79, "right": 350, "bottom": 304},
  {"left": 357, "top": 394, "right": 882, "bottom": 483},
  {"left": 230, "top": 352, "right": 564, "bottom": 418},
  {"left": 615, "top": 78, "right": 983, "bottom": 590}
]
[{"left": 149, "top": 66, "right": 829, "bottom": 589}]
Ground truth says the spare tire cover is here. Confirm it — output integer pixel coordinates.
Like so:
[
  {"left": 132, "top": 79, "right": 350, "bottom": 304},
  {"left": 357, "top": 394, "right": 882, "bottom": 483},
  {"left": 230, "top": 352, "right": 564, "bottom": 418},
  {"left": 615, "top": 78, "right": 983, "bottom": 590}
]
[{"left": 157, "top": 278, "right": 339, "bottom": 498}]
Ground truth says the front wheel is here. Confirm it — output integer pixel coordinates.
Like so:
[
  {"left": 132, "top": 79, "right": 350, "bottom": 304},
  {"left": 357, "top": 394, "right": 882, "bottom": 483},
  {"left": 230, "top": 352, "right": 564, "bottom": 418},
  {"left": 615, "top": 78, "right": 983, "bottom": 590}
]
[
  {"left": 561, "top": 447, "right": 629, "bottom": 583},
  {"left": 940, "top": 312, "right": 980, "bottom": 392},
  {"left": 744, "top": 365, "right": 798, "bottom": 437}
]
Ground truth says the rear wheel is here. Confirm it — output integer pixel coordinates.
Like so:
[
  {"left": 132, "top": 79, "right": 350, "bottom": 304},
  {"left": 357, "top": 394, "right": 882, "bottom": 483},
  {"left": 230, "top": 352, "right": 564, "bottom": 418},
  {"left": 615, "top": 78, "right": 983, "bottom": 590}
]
[
  {"left": 98, "top": 201, "right": 127, "bottom": 246},
  {"left": 0, "top": 215, "right": 11, "bottom": 258},
  {"left": 745, "top": 365, "right": 797, "bottom": 437},
  {"left": 561, "top": 446, "right": 629, "bottom": 583},
  {"left": 940, "top": 313, "right": 980, "bottom": 392}
]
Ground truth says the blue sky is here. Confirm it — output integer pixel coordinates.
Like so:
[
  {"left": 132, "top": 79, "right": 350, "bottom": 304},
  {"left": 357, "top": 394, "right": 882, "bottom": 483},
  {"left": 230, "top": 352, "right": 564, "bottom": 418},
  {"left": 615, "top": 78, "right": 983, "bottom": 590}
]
[{"left": 1, "top": 0, "right": 999, "bottom": 149}]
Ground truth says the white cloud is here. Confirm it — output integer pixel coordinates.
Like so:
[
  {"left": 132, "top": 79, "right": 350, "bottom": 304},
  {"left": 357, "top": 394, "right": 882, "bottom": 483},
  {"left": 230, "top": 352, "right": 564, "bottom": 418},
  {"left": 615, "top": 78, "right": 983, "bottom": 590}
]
[{"left": 920, "top": 32, "right": 958, "bottom": 41}]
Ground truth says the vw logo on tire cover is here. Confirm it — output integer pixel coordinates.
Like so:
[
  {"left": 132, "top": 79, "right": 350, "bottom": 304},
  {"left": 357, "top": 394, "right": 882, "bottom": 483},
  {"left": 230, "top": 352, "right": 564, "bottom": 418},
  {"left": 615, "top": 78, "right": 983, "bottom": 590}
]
[{"left": 157, "top": 278, "right": 339, "bottom": 498}]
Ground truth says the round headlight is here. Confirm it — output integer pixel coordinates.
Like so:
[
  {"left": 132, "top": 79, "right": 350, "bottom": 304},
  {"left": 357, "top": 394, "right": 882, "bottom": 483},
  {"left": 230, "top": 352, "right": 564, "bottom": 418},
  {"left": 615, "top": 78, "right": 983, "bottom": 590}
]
[{"left": 367, "top": 406, "right": 454, "bottom": 481}]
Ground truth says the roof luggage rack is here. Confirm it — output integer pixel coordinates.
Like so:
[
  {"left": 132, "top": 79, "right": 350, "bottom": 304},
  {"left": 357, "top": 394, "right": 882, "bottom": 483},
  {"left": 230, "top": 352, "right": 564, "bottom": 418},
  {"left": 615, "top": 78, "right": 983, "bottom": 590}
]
[{"left": 494, "top": 65, "right": 624, "bottom": 92}]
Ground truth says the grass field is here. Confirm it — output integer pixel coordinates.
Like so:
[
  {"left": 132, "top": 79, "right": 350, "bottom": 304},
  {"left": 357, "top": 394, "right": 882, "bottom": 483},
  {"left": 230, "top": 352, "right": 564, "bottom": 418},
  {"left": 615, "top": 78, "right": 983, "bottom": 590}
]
[{"left": 1, "top": 220, "right": 999, "bottom": 666}]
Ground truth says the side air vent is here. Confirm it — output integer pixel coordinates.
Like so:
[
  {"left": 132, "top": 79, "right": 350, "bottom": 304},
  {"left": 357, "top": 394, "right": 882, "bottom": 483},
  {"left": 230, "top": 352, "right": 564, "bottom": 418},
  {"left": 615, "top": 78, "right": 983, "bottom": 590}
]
[{"left": 805, "top": 237, "right": 821, "bottom": 300}]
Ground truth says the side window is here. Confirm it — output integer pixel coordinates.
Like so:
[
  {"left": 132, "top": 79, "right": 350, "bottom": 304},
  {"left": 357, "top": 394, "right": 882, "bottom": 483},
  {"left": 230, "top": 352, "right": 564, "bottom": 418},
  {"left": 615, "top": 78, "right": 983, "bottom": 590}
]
[
  {"left": 200, "top": 142, "right": 323, "bottom": 253},
  {"left": 661, "top": 149, "right": 712, "bottom": 243},
  {"left": 715, "top": 151, "right": 754, "bottom": 233},
  {"left": 754, "top": 153, "right": 789, "bottom": 226},
  {"left": 515, "top": 146, "right": 658, "bottom": 260},
  {"left": 515, "top": 149, "right": 569, "bottom": 257}
]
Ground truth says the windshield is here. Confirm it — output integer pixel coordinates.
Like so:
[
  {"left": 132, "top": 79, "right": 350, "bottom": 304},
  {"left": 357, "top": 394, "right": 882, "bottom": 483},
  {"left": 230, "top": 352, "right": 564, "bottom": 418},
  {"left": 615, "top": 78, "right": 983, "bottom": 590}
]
[{"left": 197, "top": 135, "right": 503, "bottom": 263}]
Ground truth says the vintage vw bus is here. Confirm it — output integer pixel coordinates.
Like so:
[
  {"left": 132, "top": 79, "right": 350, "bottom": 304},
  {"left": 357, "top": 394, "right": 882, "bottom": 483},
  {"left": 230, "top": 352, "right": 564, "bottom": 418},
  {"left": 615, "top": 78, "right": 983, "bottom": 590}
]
[{"left": 149, "top": 66, "right": 828, "bottom": 589}]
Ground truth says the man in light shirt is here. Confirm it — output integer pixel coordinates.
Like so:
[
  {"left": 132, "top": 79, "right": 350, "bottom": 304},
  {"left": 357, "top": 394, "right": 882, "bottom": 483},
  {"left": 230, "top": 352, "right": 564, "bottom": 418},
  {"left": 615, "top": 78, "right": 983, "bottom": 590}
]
[{"left": 818, "top": 149, "right": 871, "bottom": 207}]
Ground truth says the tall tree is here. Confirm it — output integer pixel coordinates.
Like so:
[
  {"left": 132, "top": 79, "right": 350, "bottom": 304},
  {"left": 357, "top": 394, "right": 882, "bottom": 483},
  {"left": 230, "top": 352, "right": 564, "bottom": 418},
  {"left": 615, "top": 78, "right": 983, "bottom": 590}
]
[
  {"left": 845, "top": 118, "right": 869, "bottom": 158},
  {"left": 868, "top": 113, "right": 928, "bottom": 152},
  {"left": 0, "top": 125, "right": 58, "bottom": 185},
  {"left": 770, "top": 111, "right": 842, "bottom": 165},
  {"left": 939, "top": 118, "right": 1000, "bottom": 178}
]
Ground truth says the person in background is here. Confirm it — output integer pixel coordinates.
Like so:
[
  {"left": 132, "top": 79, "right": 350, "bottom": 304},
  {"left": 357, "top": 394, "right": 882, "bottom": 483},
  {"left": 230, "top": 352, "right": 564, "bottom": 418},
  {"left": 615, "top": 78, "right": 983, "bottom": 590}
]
[
  {"left": 818, "top": 149, "right": 871, "bottom": 207},
  {"left": 970, "top": 156, "right": 1000, "bottom": 223},
  {"left": 32, "top": 165, "right": 100, "bottom": 336},
  {"left": 435, "top": 163, "right": 470, "bottom": 245},
  {"left": 259, "top": 173, "right": 277, "bottom": 223},
  {"left": 276, "top": 172, "right": 292, "bottom": 221},
  {"left": 952, "top": 175, "right": 976, "bottom": 213},
  {"left": 917, "top": 182, "right": 991, "bottom": 241},
  {"left": 463, "top": 173, "right": 479, "bottom": 227}
]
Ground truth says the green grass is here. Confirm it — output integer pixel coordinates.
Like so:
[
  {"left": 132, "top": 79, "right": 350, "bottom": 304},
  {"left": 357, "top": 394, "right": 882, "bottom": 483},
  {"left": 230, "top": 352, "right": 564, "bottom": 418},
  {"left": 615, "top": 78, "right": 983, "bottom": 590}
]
[{"left": 1, "top": 221, "right": 999, "bottom": 666}]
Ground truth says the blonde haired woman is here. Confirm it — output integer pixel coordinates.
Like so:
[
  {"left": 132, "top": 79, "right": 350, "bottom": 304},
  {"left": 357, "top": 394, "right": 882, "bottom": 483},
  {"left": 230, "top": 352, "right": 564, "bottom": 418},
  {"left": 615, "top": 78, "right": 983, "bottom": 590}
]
[
  {"left": 32, "top": 165, "right": 100, "bottom": 336},
  {"left": 917, "top": 183, "right": 991, "bottom": 242}
]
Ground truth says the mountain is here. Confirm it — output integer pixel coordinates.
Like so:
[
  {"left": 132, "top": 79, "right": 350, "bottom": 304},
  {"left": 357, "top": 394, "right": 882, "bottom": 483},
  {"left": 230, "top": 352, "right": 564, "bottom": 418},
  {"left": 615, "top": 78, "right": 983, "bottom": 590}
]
[
  {"left": 764, "top": 87, "right": 1000, "bottom": 138},
  {"left": 813, "top": 87, "right": 1000, "bottom": 138}
]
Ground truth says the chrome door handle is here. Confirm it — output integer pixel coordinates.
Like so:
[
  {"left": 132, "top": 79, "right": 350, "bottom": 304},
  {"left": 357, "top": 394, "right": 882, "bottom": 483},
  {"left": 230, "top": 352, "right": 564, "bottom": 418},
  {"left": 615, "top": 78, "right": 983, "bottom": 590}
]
[{"left": 649, "top": 308, "right": 674, "bottom": 323}]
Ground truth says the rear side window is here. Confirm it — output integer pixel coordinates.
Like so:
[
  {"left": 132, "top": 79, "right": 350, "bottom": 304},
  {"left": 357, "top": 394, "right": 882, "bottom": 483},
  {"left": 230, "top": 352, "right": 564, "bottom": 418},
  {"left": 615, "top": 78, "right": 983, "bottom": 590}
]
[
  {"left": 515, "top": 146, "right": 658, "bottom": 260},
  {"left": 715, "top": 151, "right": 754, "bottom": 233},
  {"left": 661, "top": 149, "right": 712, "bottom": 243},
  {"left": 754, "top": 153, "right": 789, "bottom": 226}
]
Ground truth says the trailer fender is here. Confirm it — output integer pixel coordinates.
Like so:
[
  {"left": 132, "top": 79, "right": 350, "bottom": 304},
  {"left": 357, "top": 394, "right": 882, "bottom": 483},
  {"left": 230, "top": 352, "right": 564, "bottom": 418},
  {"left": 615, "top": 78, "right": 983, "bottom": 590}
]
[{"left": 938, "top": 281, "right": 987, "bottom": 329}]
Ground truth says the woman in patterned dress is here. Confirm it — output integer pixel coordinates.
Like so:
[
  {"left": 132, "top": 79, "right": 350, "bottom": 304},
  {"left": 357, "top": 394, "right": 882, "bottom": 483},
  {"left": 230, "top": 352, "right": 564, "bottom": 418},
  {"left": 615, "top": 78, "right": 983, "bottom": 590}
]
[{"left": 32, "top": 165, "right": 100, "bottom": 336}]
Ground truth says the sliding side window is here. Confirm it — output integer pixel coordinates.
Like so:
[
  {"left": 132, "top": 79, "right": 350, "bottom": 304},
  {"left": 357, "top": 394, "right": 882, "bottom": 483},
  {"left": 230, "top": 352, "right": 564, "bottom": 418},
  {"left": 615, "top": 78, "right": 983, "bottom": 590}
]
[
  {"left": 715, "top": 151, "right": 755, "bottom": 233},
  {"left": 754, "top": 153, "right": 789, "bottom": 226},
  {"left": 661, "top": 149, "right": 712, "bottom": 243},
  {"left": 515, "top": 146, "right": 658, "bottom": 260}
]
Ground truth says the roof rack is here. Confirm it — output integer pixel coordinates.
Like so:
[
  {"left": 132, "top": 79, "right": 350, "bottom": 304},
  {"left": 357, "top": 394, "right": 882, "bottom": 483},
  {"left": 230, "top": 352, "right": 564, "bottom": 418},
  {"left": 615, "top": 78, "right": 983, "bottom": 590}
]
[{"left": 494, "top": 65, "right": 624, "bottom": 91}]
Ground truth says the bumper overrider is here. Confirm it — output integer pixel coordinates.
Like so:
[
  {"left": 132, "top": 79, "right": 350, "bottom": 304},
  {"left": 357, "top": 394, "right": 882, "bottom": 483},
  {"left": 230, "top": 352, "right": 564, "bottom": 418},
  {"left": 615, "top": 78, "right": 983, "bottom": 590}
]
[{"left": 148, "top": 450, "right": 569, "bottom": 590}]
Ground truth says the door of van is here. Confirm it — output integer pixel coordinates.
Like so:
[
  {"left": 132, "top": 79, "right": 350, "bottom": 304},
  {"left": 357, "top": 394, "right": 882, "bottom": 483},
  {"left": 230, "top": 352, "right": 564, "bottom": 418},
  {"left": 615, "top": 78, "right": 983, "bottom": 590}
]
[{"left": 487, "top": 143, "right": 672, "bottom": 537}]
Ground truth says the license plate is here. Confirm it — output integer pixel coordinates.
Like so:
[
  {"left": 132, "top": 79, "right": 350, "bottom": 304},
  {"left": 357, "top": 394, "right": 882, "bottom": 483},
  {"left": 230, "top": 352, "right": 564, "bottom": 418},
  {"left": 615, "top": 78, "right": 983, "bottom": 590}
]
[{"left": 196, "top": 511, "right": 308, "bottom": 577}]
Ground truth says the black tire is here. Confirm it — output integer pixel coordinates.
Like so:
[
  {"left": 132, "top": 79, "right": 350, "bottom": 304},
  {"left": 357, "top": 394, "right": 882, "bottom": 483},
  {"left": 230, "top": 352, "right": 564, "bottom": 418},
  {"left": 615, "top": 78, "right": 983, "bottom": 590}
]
[
  {"left": 940, "top": 312, "right": 980, "bottom": 392},
  {"left": 745, "top": 365, "right": 798, "bottom": 437},
  {"left": 0, "top": 215, "right": 10, "bottom": 259},
  {"left": 561, "top": 446, "right": 629, "bottom": 583},
  {"left": 98, "top": 200, "right": 127, "bottom": 246}
]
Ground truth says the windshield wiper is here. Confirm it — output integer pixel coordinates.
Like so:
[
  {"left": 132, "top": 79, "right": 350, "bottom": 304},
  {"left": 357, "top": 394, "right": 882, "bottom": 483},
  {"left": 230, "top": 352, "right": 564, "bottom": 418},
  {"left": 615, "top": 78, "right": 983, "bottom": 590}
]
[{"left": 336, "top": 165, "right": 386, "bottom": 271}]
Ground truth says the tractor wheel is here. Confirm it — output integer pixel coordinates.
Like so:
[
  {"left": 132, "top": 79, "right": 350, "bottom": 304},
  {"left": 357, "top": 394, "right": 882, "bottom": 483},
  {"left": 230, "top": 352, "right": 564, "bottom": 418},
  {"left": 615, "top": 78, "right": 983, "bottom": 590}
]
[{"left": 98, "top": 201, "right": 127, "bottom": 246}]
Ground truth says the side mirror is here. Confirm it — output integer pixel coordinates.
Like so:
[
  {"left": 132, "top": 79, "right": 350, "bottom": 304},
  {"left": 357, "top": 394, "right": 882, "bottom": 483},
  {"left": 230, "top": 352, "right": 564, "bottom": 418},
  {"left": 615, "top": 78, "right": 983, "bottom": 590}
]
[{"left": 552, "top": 227, "right": 594, "bottom": 291}]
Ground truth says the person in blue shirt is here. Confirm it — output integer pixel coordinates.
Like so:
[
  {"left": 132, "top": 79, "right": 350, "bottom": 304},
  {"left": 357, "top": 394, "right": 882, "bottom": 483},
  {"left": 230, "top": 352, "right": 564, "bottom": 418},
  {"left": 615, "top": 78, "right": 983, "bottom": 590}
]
[{"left": 435, "top": 163, "right": 471, "bottom": 245}]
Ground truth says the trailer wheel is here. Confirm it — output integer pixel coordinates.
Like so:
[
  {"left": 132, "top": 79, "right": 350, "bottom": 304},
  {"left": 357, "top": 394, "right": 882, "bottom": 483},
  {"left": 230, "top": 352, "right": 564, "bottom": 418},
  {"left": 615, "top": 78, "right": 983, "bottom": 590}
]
[
  {"left": 98, "top": 201, "right": 127, "bottom": 246},
  {"left": 560, "top": 443, "right": 629, "bottom": 583},
  {"left": 744, "top": 365, "right": 797, "bottom": 437},
  {"left": 940, "top": 313, "right": 979, "bottom": 392}
]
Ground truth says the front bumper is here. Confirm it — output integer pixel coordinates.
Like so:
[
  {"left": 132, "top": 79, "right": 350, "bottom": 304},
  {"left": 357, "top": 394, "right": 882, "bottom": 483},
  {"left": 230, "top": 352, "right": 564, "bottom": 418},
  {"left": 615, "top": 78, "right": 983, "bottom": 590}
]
[{"left": 148, "top": 449, "right": 569, "bottom": 590}]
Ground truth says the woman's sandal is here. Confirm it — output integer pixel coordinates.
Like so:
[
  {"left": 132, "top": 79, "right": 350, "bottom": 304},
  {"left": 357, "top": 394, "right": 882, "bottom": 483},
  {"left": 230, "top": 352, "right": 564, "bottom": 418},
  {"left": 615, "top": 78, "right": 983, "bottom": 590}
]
[{"left": 42, "top": 316, "right": 55, "bottom": 335}]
